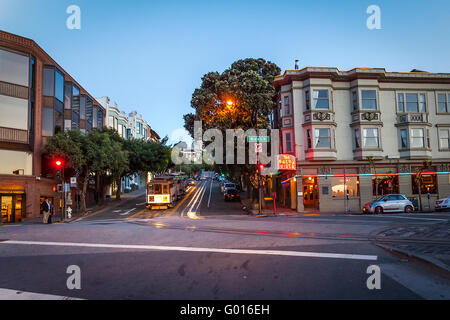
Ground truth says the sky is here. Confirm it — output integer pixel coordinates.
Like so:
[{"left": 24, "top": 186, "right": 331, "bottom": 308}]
[{"left": 1, "top": 0, "right": 450, "bottom": 144}]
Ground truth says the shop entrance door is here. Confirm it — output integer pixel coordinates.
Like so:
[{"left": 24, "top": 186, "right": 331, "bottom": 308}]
[
  {"left": 1, "top": 196, "right": 14, "bottom": 223},
  {"left": 303, "top": 177, "right": 319, "bottom": 210}
]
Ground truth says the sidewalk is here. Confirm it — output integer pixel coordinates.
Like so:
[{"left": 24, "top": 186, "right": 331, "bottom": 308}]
[
  {"left": 69, "top": 189, "right": 146, "bottom": 222},
  {"left": 374, "top": 223, "right": 450, "bottom": 274},
  {"left": 10, "top": 189, "right": 146, "bottom": 225}
]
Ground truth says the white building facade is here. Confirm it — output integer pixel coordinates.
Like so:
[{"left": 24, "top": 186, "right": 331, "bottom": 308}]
[{"left": 273, "top": 67, "right": 450, "bottom": 213}]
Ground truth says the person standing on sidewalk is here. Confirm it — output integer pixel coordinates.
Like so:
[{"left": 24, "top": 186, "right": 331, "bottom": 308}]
[{"left": 41, "top": 198, "right": 51, "bottom": 224}]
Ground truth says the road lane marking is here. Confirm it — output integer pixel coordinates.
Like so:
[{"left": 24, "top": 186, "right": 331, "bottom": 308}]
[
  {"left": 120, "top": 208, "right": 136, "bottom": 216},
  {"left": 0, "top": 288, "right": 83, "bottom": 300},
  {"left": 135, "top": 202, "right": 147, "bottom": 206},
  {"left": 0, "top": 240, "right": 378, "bottom": 261},
  {"left": 181, "top": 182, "right": 205, "bottom": 217},
  {"left": 366, "top": 215, "right": 446, "bottom": 221},
  {"left": 207, "top": 179, "right": 213, "bottom": 208}
]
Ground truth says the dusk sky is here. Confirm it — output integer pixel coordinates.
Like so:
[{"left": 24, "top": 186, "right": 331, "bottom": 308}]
[{"left": 1, "top": 0, "right": 450, "bottom": 143}]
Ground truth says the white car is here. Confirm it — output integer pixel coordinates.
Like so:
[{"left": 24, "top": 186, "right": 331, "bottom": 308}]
[
  {"left": 222, "top": 183, "right": 236, "bottom": 194},
  {"left": 435, "top": 197, "right": 450, "bottom": 211}
]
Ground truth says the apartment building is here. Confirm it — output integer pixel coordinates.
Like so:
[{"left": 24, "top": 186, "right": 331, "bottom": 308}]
[
  {"left": 0, "top": 30, "right": 106, "bottom": 222},
  {"left": 97, "top": 97, "right": 160, "bottom": 194},
  {"left": 272, "top": 67, "right": 450, "bottom": 213}
]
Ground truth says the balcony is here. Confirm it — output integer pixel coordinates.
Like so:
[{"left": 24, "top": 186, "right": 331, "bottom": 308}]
[
  {"left": 0, "top": 127, "right": 28, "bottom": 144},
  {"left": 397, "top": 113, "right": 429, "bottom": 124}
]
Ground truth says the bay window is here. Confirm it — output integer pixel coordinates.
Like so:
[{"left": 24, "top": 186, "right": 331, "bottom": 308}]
[
  {"left": 410, "top": 128, "right": 424, "bottom": 148},
  {"left": 314, "top": 128, "right": 331, "bottom": 149},
  {"left": 363, "top": 128, "right": 379, "bottom": 148},
  {"left": 313, "top": 90, "right": 329, "bottom": 109},
  {"left": 361, "top": 90, "right": 377, "bottom": 110},
  {"left": 354, "top": 129, "right": 360, "bottom": 149},
  {"left": 400, "top": 129, "right": 408, "bottom": 149}
]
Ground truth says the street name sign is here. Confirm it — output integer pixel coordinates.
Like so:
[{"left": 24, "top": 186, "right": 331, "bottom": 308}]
[{"left": 247, "top": 136, "right": 270, "bottom": 143}]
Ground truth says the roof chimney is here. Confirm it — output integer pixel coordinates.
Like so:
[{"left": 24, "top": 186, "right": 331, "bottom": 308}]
[{"left": 295, "top": 60, "right": 299, "bottom": 70}]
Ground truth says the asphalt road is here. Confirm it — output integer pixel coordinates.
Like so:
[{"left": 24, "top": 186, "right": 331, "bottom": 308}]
[{"left": 0, "top": 180, "right": 449, "bottom": 300}]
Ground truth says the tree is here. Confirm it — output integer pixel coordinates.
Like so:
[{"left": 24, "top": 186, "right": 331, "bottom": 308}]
[
  {"left": 183, "top": 58, "right": 280, "bottom": 183},
  {"left": 415, "top": 160, "right": 433, "bottom": 211},
  {"left": 44, "top": 129, "right": 127, "bottom": 213}
]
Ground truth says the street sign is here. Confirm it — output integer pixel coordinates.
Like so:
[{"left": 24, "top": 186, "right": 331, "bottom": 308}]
[
  {"left": 276, "top": 154, "right": 296, "bottom": 171},
  {"left": 247, "top": 136, "right": 270, "bottom": 143},
  {"left": 255, "top": 143, "right": 263, "bottom": 153},
  {"left": 70, "top": 177, "right": 77, "bottom": 187}
]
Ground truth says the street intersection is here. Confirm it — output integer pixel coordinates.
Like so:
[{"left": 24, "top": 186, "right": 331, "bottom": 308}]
[{"left": 0, "top": 180, "right": 449, "bottom": 300}]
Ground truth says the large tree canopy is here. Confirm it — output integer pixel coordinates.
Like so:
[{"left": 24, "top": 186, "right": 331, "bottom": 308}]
[
  {"left": 184, "top": 58, "right": 281, "bottom": 135},
  {"left": 183, "top": 58, "right": 280, "bottom": 183}
]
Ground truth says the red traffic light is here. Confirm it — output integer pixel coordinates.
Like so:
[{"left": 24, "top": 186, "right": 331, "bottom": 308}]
[
  {"left": 259, "top": 164, "right": 264, "bottom": 170},
  {"left": 54, "top": 159, "right": 63, "bottom": 167}
]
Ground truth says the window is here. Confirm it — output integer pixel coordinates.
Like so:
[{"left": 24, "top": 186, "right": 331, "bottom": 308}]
[
  {"left": 410, "top": 128, "right": 424, "bottom": 148},
  {"left": 305, "top": 91, "right": 310, "bottom": 110},
  {"left": 361, "top": 90, "right": 377, "bottom": 110},
  {"left": 80, "top": 95, "right": 86, "bottom": 120},
  {"left": 42, "top": 107, "right": 54, "bottom": 137},
  {"left": 400, "top": 129, "right": 408, "bottom": 149},
  {"left": 332, "top": 177, "right": 360, "bottom": 197},
  {"left": 363, "top": 128, "right": 379, "bottom": 148},
  {"left": 71, "top": 85, "right": 80, "bottom": 130},
  {"left": 108, "top": 116, "right": 114, "bottom": 129},
  {"left": 439, "top": 129, "right": 450, "bottom": 149},
  {"left": 437, "top": 93, "right": 450, "bottom": 113},
  {"left": 284, "top": 96, "right": 290, "bottom": 115},
  {"left": 398, "top": 93, "right": 405, "bottom": 112},
  {"left": 278, "top": 100, "right": 282, "bottom": 118},
  {"left": 54, "top": 70, "right": 64, "bottom": 102},
  {"left": 97, "top": 108, "right": 103, "bottom": 128},
  {"left": 406, "top": 93, "right": 418, "bottom": 112},
  {"left": 313, "top": 90, "right": 329, "bottom": 109},
  {"left": 412, "top": 173, "right": 438, "bottom": 194},
  {"left": 137, "top": 122, "right": 141, "bottom": 135},
  {"left": 354, "top": 129, "right": 360, "bottom": 149},
  {"left": 43, "top": 67, "right": 54, "bottom": 97},
  {"left": 0, "top": 49, "right": 29, "bottom": 87},
  {"left": 0, "top": 95, "right": 28, "bottom": 130},
  {"left": 419, "top": 94, "right": 427, "bottom": 112},
  {"left": 118, "top": 124, "right": 123, "bottom": 137},
  {"left": 314, "top": 128, "right": 331, "bottom": 148},
  {"left": 306, "top": 130, "right": 312, "bottom": 149},
  {"left": 285, "top": 133, "right": 292, "bottom": 152},
  {"left": 352, "top": 91, "right": 358, "bottom": 110},
  {"left": 373, "top": 175, "right": 399, "bottom": 196},
  {"left": 64, "top": 83, "right": 72, "bottom": 110}
]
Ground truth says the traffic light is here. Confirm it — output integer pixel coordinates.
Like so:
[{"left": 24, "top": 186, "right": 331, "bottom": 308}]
[
  {"left": 54, "top": 159, "right": 63, "bottom": 167},
  {"left": 56, "top": 170, "right": 61, "bottom": 180}
]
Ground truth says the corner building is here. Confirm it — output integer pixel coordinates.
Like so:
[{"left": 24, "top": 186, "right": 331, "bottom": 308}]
[
  {"left": 0, "top": 30, "right": 105, "bottom": 222},
  {"left": 273, "top": 67, "right": 450, "bottom": 213}
]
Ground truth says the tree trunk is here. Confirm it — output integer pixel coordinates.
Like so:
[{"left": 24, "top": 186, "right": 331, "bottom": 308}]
[{"left": 116, "top": 177, "right": 122, "bottom": 201}]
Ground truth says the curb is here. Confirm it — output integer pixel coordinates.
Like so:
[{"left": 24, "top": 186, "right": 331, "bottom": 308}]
[{"left": 376, "top": 243, "right": 450, "bottom": 274}]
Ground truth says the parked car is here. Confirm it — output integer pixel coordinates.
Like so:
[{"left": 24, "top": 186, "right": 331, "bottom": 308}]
[
  {"left": 224, "top": 188, "right": 240, "bottom": 201},
  {"left": 222, "top": 183, "right": 236, "bottom": 194},
  {"left": 366, "top": 194, "right": 414, "bottom": 214},
  {"left": 435, "top": 197, "right": 450, "bottom": 211}
]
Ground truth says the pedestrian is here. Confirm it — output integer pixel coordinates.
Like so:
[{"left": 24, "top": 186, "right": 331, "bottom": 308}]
[{"left": 41, "top": 198, "right": 51, "bottom": 224}]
